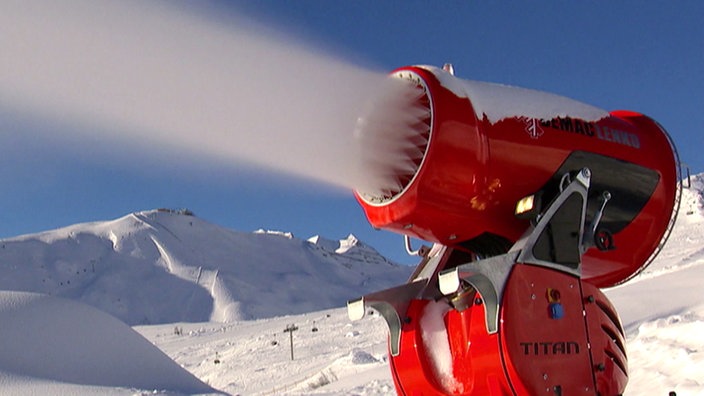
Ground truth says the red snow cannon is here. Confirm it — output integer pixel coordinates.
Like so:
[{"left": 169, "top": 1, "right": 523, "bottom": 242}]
[
  {"left": 354, "top": 65, "right": 680, "bottom": 287},
  {"left": 349, "top": 65, "right": 681, "bottom": 396}
]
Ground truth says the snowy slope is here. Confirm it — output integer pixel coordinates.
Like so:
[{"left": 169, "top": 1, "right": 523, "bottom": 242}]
[
  {"left": 0, "top": 209, "right": 412, "bottom": 325},
  {"left": 0, "top": 290, "right": 217, "bottom": 395},
  {"left": 605, "top": 173, "right": 704, "bottom": 395},
  {"left": 135, "top": 308, "right": 394, "bottom": 395}
]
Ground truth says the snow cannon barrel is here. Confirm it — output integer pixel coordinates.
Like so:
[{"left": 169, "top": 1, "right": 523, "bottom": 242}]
[{"left": 353, "top": 65, "right": 680, "bottom": 287}]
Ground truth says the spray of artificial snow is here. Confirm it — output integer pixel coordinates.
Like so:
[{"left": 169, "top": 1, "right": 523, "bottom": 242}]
[
  {"left": 419, "top": 300, "right": 464, "bottom": 394},
  {"left": 0, "top": 0, "right": 389, "bottom": 190},
  {"left": 353, "top": 78, "right": 430, "bottom": 198},
  {"left": 0, "top": 2, "right": 611, "bottom": 195}
]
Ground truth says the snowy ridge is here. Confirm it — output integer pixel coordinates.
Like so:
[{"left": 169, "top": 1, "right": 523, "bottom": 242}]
[
  {"left": 682, "top": 172, "right": 704, "bottom": 216},
  {"left": 0, "top": 210, "right": 413, "bottom": 325},
  {"left": 309, "top": 234, "right": 398, "bottom": 268}
]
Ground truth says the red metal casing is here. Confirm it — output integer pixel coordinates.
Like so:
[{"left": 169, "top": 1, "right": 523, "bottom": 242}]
[
  {"left": 388, "top": 299, "right": 512, "bottom": 395},
  {"left": 355, "top": 65, "right": 679, "bottom": 287},
  {"left": 388, "top": 264, "right": 627, "bottom": 396},
  {"left": 500, "top": 264, "right": 627, "bottom": 395}
]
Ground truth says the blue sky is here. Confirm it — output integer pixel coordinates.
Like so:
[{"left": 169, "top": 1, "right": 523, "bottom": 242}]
[{"left": 1, "top": 1, "right": 702, "bottom": 265}]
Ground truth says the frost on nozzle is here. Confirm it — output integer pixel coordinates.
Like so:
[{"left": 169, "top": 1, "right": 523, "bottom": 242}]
[{"left": 353, "top": 76, "right": 432, "bottom": 204}]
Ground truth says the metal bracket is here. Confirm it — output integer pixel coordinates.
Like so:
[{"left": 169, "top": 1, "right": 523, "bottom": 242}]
[
  {"left": 516, "top": 168, "right": 591, "bottom": 275},
  {"left": 582, "top": 190, "right": 611, "bottom": 254},
  {"left": 347, "top": 280, "right": 427, "bottom": 356},
  {"left": 352, "top": 168, "right": 599, "bottom": 348},
  {"left": 438, "top": 253, "right": 516, "bottom": 334},
  {"left": 404, "top": 235, "right": 430, "bottom": 257},
  {"left": 437, "top": 168, "right": 595, "bottom": 334}
]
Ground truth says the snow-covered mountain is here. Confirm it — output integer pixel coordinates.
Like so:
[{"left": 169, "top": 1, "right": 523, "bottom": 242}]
[{"left": 0, "top": 209, "right": 413, "bottom": 325}]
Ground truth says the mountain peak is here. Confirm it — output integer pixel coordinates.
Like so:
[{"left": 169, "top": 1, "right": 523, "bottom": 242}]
[
  {"left": 337, "top": 234, "right": 360, "bottom": 253},
  {"left": 0, "top": 210, "right": 412, "bottom": 325}
]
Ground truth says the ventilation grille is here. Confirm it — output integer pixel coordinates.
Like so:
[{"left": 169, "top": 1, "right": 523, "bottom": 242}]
[
  {"left": 595, "top": 297, "right": 628, "bottom": 378},
  {"left": 355, "top": 71, "right": 433, "bottom": 205}
]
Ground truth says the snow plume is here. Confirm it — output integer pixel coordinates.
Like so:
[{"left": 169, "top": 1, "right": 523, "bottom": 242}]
[
  {"left": 419, "top": 300, "right": 464, "bottom": 394},
  {"left": 0, "top": 0, "right": 389, "bottom": 190},
  {"left": 353, "top": 78, "right": 432, "bottom": 200}
]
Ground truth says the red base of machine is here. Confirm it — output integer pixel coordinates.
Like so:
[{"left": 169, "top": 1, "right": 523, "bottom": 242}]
[{"left": 389, "top": 265, "right": 626, "bottom": 396}]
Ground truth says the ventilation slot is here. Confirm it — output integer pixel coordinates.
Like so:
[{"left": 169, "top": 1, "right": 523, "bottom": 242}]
[
  {"left": 596, "top": 299, "right": 624, "bottom": 338},
  {"left": 604, "top": 349, "right": 628, "bottom": 377},
  {"left": 601, "top": 324, "right": 626, "bottom": 358}
]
